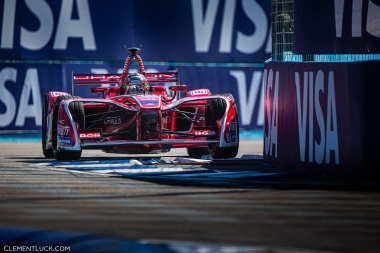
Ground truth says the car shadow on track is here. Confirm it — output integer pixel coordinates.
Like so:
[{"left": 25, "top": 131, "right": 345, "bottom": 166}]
[{"left": 9, "top": 155, "right": 380, "bottom": 193}]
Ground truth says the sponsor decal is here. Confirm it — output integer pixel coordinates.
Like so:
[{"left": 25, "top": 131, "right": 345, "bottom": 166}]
[
  {"left": 80, "top": 132, "right": 102, "bottom": 139},
  {"left": 52, "top": 92, "right": 70, "bottom": 97},
  {"left": 195, "top": 130, "right": 216, "bottom": 136},
  {"left": 146, "top": 73, "right": 175, "bottom": 79},
  {"left": 58, "top": 136, "right": 73, "bottom": 146},
  {"left": 137, "top": 96, "right": 160, "bottom": 105},
  {"left": 58, "top": 125, "right": 70, "bottom": 136},
  {"left": 104, "top": 116, "right": 121, "bottom": 125},
  {"left": 229, "top": 121, "right": 237, "bottom": 132},
  {"left": 189, "top": 89, "right": 210, "bottom": 96},
  {"left": 140, "top": 100, "right": 159, "bottom": 105},
  {"left": 74, "top": 75, "right": 120, "bottom": 80}
]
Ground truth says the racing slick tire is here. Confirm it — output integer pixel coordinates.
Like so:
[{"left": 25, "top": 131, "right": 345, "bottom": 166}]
[
  {"left": 206, "top": 94, "right": 239, "bottom": 159},
  {"left": 186, "top": 147, "right": 209, "bottom": 157},
  {"left": 52, "top": 96, "right": 84, "bottom": 160},
  {"left": 42, "top": 93, "right": 54, "bottom": 158}
]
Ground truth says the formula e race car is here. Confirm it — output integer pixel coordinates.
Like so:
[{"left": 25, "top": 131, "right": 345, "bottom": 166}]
[{"left": 42, "top": 47, "right": 239, "bottom": 160}]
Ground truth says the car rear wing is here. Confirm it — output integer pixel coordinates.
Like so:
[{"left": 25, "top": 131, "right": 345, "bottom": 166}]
[{"left": 72, "top": 70, "right": 179, "bottom": 95}]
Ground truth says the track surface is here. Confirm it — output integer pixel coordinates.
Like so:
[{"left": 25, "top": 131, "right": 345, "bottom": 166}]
[{"left": 1, "top": 140, "right": 380, "bottom": 253}]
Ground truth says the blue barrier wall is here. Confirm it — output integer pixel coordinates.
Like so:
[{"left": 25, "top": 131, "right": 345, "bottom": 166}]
[
  {"left": 263, "top": 60, "right": 380, "bottom": 178},
  {"left": 0, "top": 0, "right": 270, "bottom": 62},
  {"left": 0, "top": 0, "right": 270, "bottom": 132},
  {"left": 294, "top": 0, "right": 380, "bottom": 54},
  {"left": 0, "top": 62, "right": 264, "bottom": 131}
]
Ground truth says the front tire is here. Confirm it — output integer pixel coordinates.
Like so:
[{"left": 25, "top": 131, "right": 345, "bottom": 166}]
[
  {"left": 206, "top": 95, "right": 239, "bottom": 159},
  {"left": 52, "top": 96, "right": 84, "bottom": 160},
  {"left": 186, "top": 147, "right": 209, "bottom": 157},
  {"left": 42, "top": 93, "right": 54, "bottom": 158}
]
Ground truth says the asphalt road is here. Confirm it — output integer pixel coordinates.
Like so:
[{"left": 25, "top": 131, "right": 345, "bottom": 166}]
[{"left": 0, "top": 140, "right": 380, "bottom": 253}]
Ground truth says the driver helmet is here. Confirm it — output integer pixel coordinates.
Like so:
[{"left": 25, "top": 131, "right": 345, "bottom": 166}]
[{"left": 121, "top": 73, "right": 149, "bottom": 94}]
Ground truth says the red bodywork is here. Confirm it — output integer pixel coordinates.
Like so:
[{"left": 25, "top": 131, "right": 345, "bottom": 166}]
[{"left": 43, "top": 48, "right": 239, "bottom": 159}]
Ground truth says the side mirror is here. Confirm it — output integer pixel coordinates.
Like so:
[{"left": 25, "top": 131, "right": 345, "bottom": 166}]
[
  {"left": 169, "top": 85, "right": 187, "bottom": 92},
  {"left": 91, "top": 87, "right": 109, "bottom": 98},
  {"left": 164, "top": 85, "right": 187, "bottom": 102}
]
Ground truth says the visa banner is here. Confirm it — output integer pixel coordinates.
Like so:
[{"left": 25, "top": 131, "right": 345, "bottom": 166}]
[
  {"left": 263, "top": 60, "right": 380, "bottom": 177},
  {"left": 0, "top": 64, "right": 62, "bottom": 131},
  {"left": 0, "top": 0, "right": 271, "bottom": 62},
  {"left": 294, "top": 0, "right": 380, "bottom": 54},
  {"left": 0, "top": 62, "right": 264, "bottom": 132}
]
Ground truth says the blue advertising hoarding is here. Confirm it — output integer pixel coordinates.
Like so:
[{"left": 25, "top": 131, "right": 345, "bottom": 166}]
[
  {"left": 0, "top": 62, "right": 264, "bottom": 132},
  {"left": 263, "top": 60, "right": 380, "bottom": 178},
  {"left": 0, "top": 0, "right": 271, "bottom": 62},
  {"left": 294, "top": 0, "right": 380, "bottom": 54},
  {"left": 0, "top": 63, "right": 62, "bottom": 131},
  {"left": 0, "top": 0, "right": 269, "bottom": 132},
  {"left": 0, "top": 0, "right": 133, "bottom": 60}
]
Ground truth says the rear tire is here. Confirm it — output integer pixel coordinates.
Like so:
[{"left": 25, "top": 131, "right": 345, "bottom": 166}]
[
  {"left": 52, "top": 96, "right": 84, "bottom": 160},
  {"left": 186, "top": 147, "right": 209, "bottom": 157},
  {"left": 42, "top": 93, "right": 54, "bottom": 158},
  {"left": 206, "top": 95, "right": 239, "bottom": 159}
]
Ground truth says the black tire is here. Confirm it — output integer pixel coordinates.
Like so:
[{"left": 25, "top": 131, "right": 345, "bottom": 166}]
[
  {"left": 52, "top": 96, "right": 84, "bottom": 160},
  {"left": 186, "top": 147, "right": 209, "bottom": 157},
  {"left": 42, "top": 93, "right": 54, "bottom": 158},
  {"left": 206, "top": 94, "right": 239, "bottom": 159}
]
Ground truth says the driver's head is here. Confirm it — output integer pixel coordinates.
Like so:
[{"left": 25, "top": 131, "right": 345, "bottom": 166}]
[{"left": 121, "top": 73, "right": 149, "bottom": 94}]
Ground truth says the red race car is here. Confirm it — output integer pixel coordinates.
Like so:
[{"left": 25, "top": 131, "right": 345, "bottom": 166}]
[{"left": 42, "top": 47, "right": 239, "bottom": 160}]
